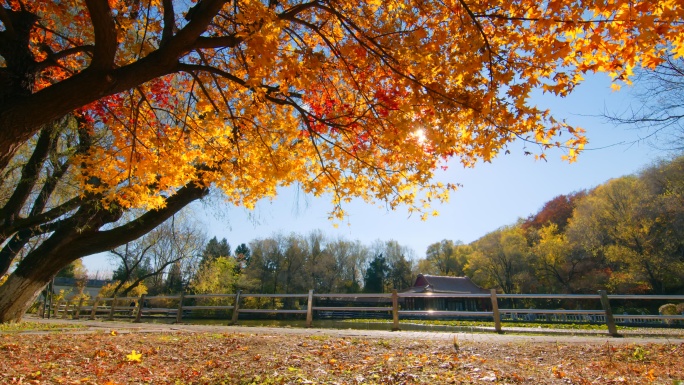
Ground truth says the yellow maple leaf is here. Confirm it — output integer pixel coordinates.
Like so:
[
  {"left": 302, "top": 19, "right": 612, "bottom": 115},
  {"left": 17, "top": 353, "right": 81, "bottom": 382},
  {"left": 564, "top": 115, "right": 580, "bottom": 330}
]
[
  {"left": 110, "top": 330, "right": 118, "bottom": 336},
  {"left": 126, "top": 350, "right": 142, "bottom": 362}
]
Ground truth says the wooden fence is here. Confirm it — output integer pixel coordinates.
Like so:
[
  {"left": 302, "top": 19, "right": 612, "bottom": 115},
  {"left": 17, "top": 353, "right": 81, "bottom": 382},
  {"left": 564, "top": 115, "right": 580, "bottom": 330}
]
[{"left": 41, "top": 290, "right": 684, "bottom": 337}]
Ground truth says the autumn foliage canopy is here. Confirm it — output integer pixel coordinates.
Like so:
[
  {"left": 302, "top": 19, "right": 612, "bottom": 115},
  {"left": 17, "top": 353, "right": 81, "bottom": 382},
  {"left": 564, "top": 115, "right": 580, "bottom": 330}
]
[{"left": 1, "top": 0, "right": 682, "bottom": 219}]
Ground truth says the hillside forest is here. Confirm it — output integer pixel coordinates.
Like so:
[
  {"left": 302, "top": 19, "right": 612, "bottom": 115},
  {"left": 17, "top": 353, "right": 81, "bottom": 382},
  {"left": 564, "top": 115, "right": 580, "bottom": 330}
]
[{"left": 67, "top": 155, "right": 683, "bottom": 300}]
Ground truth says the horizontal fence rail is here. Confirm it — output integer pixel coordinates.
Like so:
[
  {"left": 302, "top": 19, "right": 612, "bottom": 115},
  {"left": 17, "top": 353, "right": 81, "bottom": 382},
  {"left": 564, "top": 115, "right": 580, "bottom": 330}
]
[{"left": 40, "top": 289, "right": 684, "bottom": 337}]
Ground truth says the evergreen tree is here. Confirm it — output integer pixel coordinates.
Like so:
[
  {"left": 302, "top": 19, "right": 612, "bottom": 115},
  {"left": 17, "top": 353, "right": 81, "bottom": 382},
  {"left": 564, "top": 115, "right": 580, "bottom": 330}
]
[
  {"left": 201, "top": 237, "right": 231, "bottom": 265},
  {"left": 363, "top": 254, "right": 389, "bottom": 293},
  {"left": 165, "top": 261, "right": 184, "bottom": 294},
  {"left": 388, "top": 255, "right": 414, "bottom": 291}
]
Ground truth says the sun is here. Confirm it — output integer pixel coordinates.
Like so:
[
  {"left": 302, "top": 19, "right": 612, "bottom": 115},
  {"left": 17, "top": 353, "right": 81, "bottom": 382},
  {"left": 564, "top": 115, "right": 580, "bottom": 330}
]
[{"left": 412, "top": 128, "right": 428, "bottom": 145}]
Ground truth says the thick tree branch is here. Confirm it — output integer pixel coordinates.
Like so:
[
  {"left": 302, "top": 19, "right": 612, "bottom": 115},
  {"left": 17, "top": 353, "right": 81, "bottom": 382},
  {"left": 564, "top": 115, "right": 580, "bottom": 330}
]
[
  {"left": 4, "top": 197, "right": 82, "bottom": 236},
  {"left": 65, "top": 182, "right": 209, "bottom": 257},
  {"left": 0, "top": 6, "right": 15, "bottom": 37},
  {"left": 156, "top": 0, "right": 229, "bottom": 63},
  {"left": 0, "top": 213, "right": 71, "bottom": 277},
  {"left": 192, "top": 35, "right": 242, "bottom": 49},
  {"left": 0, "top": 8, "right": 39, "bottom": 153},
  {"left": 0, "top": 229, "right": 35, "bottom": 277},
  {"left": 29, "top": 159, "right": 71, "bottom": 219},
  {"left": 0, "top": 126, "right": 54, "bottom": 228},
  {"left": 85, "top": 0, "right": 117, "bottom": 70},
  {"left": 0, "top": 1, "right": 232, "bottom": 168},
  {"left": 161, "top": 0, "right": 175, "bottom": 46}
]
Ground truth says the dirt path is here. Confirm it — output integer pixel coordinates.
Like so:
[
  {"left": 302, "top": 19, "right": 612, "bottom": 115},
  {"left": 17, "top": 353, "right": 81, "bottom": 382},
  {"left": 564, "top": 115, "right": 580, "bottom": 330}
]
[{"left": 19, "top": 316, "right": 684, "bottom": 345}]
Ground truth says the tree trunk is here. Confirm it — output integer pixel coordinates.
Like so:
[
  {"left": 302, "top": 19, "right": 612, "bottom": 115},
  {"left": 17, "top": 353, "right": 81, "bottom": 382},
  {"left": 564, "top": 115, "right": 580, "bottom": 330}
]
[
  {"left": 0, "top": 268, "right": 52, "bottom": 323},
  {"left": 0, "top": 183, "right": 208, "bottom": 323}
]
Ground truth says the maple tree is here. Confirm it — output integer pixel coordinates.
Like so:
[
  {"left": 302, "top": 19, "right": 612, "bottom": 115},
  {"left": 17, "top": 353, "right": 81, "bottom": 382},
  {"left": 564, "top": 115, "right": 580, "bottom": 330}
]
[
  {"left": 521, "top": 191, "right": 587, "bottom": 234},
  {"left": 0, "top": 0, "right": 683, "bottom": 322}
]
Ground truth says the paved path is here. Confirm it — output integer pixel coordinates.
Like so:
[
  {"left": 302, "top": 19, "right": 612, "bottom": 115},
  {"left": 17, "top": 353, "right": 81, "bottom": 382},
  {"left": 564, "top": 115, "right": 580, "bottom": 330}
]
[{"left": 14, "top": 316, "right": 684, "bottom": 345}]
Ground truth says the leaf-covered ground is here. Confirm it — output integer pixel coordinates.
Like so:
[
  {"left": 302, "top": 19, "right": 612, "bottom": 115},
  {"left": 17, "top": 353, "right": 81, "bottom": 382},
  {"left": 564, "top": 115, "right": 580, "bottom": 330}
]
[{"left": 1, "top": 330, "right": 683, "bottom": 384}]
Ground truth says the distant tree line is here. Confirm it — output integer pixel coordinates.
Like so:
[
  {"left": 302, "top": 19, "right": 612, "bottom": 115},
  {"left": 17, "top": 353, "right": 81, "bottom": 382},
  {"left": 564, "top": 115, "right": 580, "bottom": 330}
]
[
  {"left": 96, "top": 155, "right": 684, "bottom": 298},
  {"left": 449, "top": 155, "right": 684, "bottom": 295},
  {"left": 101, "top": 227, "right": 417, "bottom": 298}
]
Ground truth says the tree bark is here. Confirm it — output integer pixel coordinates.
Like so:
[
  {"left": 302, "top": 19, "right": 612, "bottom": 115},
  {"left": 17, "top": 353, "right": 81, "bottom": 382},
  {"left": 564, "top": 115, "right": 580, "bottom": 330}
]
[{"left": 0, "top": 272, "right": 50, "bottom": 323}]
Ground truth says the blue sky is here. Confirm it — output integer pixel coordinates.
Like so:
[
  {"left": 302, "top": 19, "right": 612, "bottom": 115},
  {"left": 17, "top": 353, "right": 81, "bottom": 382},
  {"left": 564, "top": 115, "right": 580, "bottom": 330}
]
[{"left": 83, "top": 73, "right": 664, "bottom": 274}]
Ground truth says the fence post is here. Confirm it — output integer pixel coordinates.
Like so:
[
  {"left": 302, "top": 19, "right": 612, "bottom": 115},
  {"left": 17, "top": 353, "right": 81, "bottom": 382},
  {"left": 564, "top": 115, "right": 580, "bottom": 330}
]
[
  {"left": 74, "top": 297, "right": 84, "bottom": 320},
  {"left": 41, "top": 294, "right": 48, "bottom": 319},
  {"left": 53, "top": 299, "right": 62, "bottom": 318},
  {"left": 44, "top": 280, "right": 53, "bottom": 319},
  {"left": 231, "top": 290, "right": 242, "bottom": 325},
  {"left": 134, "top": 294, "right": 145, "bottom": 322},
  {"left": 392, "top": 289, "right": 400, "bottom": 331},
  {"left": 176, "top": 292, "right": 185, "bottom": 323},
  {"left": 90, "top": 297, "right": 100, "bottom": 320},
  {"left": 598, "top": 290, "right": 620, "bottom": 337},
  {"left": 108, "top": 297, "right": 117, "bottom": 320},
  {"left": 61, "top": 300, "right": 71, "bottom": 319},
  {"left": 306, "top": 289, "right": 314, "bottom": 328},
  {"left": 490, "top": 289, "right": 502, "bottom": 333}
]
